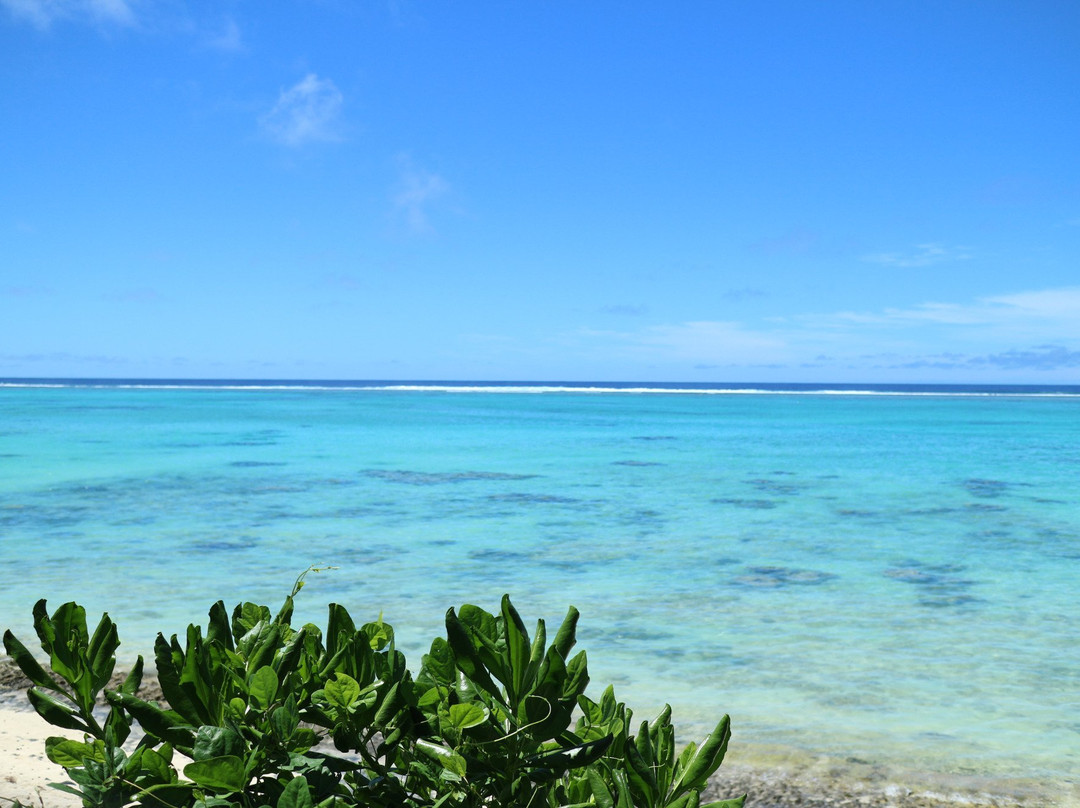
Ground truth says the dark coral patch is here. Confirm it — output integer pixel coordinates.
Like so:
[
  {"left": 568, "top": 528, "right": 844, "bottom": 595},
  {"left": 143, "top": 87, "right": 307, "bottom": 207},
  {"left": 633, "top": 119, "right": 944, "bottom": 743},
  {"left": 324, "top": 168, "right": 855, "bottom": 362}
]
[
  {"left": 192, "top": 537, "right": 259, "bottom": 551},
  {"left": 363, "top": 470, "right": 538, "bottom": 485},
  {"left": 486, "top": 493, "right": 579, "bottom": 505},
  {"left": 884, "top": 560, "right": 981, "bottom": 608},
  {"left": 713, "top": 498, "right": 778, "bottom": 510},
  {"left": 961, "top": 478, "right": 1009, "bottom": 498},
  {"left": 734, "top": 565, "right": 836, "bottom": 588}
]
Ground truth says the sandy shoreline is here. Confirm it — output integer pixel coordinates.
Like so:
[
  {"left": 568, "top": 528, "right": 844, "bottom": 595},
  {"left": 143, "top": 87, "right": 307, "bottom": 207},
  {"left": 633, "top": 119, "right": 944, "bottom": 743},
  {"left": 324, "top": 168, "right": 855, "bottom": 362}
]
[{"left": 1, "top": 661, "right": 1074, "bottom": 808}]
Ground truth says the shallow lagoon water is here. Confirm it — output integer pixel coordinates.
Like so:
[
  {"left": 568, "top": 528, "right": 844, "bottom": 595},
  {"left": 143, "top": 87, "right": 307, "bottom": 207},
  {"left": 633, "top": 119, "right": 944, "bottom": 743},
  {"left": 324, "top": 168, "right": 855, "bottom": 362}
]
[{"left": 0, "top": 381, "right": 1077, "bottom": 791}]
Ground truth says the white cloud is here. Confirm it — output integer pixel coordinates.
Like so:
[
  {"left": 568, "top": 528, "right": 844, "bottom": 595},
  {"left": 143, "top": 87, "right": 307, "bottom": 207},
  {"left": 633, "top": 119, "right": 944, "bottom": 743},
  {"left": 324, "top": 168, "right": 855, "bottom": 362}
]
[
  {"left": 574, "top": 321, "right": 789, "bottom": 367},
  {"left": 393, "top": 157, "right": 449, "bottom": 234},
  {"left": 862, "top": 243, "right": 972, "bottom": 268},
  {"left": 1, "top": 0, "right": 134, "bottom": 27},
  {"left": 821, "top": 287, "right": 1080, "bottom": 338},
  {"left": 567, "top": 286, "right": 1080, "bottom": 379},
  {"left": 638, "top": 321, "right": 787, "bottom": 359},
  {"left": 260, "top": 74, "right": 344, "bottom": 147},
  {"left": 985, "top": 288, "right": 1080, "bottom": 320}
]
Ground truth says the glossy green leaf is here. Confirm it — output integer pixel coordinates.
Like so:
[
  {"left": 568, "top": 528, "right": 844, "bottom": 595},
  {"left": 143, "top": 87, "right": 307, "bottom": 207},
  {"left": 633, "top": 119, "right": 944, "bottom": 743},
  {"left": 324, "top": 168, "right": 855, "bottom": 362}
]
[
  {"left": 322, "top": 672, "right": 360, "bottom": 709},
  {"left": 625, "top": 741, "right": 658, "bottom": 806},
  {"left": 245, "top": 622, "right": 283, "bottom": 673},
  {"left": 416, "top": 738, "right": 467, "bottom": 777},
  {"left": 525, "top": 618, "right": 547, "bottom": 686},
  {"left": 44, "top": 737, "right": 97, "bottom": 767},
  {"left": 102, "top": 701, "right": 133, "bottom": 748},
  {"left": 636, "top": 719, "right": 654, "bottom": 765},
  {"left": 362, "top": 618, "right": 393, "bottom": 651},
  {"left": 106, "top": 691, "right": 196, "bottom": 753},
  {"left": 178, "top": 625, "right": 214, "bottom": 726},
  {"left": 563, "top": 650, "right": 590, "bottom": 700},
  {"left": 675, "top": 740, "right": 697, "bottom": 776},
  {"left": 421, "top": 637, "right": 456, "bottom": 686},
  {"left": 372, "top": 681, "right": 406, "bottom": 729},
  {"left": 279, "top": 775, "right": 314, "bottom": 808},
  {"left": 501, "top": 595, "right": 531, "bottom": 700},
  {"left": 2, "top": 630, "right": 59, "bottom": 691},
  {"left": 324, "top": 603, "right": 356, "bottom": 659},
  {"left": 528, "top": 734, "right": 613, "bottom": 772},
  {"left": 153, "top": 634, "right": 202, "bottom": 726},
  {"left": 183, "top": 755, "right": 246, "bottom": 792},
  {"left": 27, "top": 688, "right": 87, "bottom": 732},
  {"left": 700, "top": 798, "right": 746, "bottom": 808},
  {"left": 248, "top": 665, "right": 279, "bottom": 710},
  {"left": 192, "top": 725, "right": 245, "bottom": 761},
  {"left": 614, "top": 770, "right": 634, "bottom": 808},
  {"left": 86, "top": 614, "right": 118, "bottom": 693},
  {"left": 206, "top": 601, "right": 234, "bottom": 652},
  {"left": 673, "top": 715, "right": 731, "bottom": 792},
  {"left": 416, "top": 739, "right": 453, "bottom": 761},
  {"left": 457, "top": 604, "right": 508, "bottom": 686},
  {"left": 665, "top": 792, "right": 698, "bottom": 808},
  {"left": 31, "top": 599, "right": 55, "bottom": 651},
  {"left": 552, "top": 605, "right": 580, "bottom": 659},
  {"left": 276, "top": 624, "right": 309, "bottom": 679},
  {"left": 444, "top": 608, "right": 504, "bottom": 705},
  {"left": 119, "top": 655, "right": 144, "bottom": 696},
  {"left": 447, "top": 702, "right": 488, "bottom": 730},
  {"left": 137, "top": 747, "right": 174, "bottom": 785},
  {"left": 586, "top": 768, "right": 615, "bottom": 808},
  {"left": 274, "top": 594, "right": 296, "bottom": 628},
  {"left": 135, "top": 782, "right": 197, "bottom": 808},
  {"left": 231, "top": 602, "right": 272, "bottom": 640},
  {"left": 271, "top": 698, "right": 300, "bottom": 741}
]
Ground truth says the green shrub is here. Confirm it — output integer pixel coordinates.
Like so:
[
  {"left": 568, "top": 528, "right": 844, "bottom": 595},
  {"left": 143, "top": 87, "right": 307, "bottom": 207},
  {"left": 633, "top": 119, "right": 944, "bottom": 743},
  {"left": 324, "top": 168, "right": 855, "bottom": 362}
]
[{"left": 3, "top": 574, "right": 743, "bottom": 808}]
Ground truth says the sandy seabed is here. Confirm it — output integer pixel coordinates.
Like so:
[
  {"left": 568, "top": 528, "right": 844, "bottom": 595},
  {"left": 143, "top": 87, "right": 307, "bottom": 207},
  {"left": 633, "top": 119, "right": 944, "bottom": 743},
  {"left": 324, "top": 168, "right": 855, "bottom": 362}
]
[{"left": 1, "top": 662, "right": 1075, "bottom": 808}]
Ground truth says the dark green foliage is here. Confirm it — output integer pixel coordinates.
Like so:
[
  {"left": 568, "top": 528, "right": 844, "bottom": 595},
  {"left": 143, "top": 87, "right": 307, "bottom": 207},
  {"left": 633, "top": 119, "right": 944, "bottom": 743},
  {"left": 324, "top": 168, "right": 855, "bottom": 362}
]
[{"left": 3, "top": 576, "right": 744, "bottom": 808}]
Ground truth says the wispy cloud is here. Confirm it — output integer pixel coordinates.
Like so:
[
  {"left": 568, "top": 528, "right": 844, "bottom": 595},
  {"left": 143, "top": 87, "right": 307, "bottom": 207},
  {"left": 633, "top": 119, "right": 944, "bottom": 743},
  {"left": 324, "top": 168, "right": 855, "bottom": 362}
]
[
  {"left": 567, "top": 285, "right": 1080, "bottom": 379},
  {"left": 975, "top": 345, "right": 1080, "bottom": 370},
  {"left": 1, "top": 284, "right": 53, "bottom": 297},
  {"left": 393, "top": 156, "right": 449, "bottom": 234},
  {"left": 862, "top": 243, "right": 972, "bottom": 268},
  {"left": 1, "top": 0, "right": 135, "bottom": 28},
  {"left": 977, "top": 173, "right": 1048, "bottom": 206},
  {"left": 749, "top": 227, "right": 820, "bottom": 255},
  {"left": 721, "top": 288, "right": 766, "bottom": 302},
  {"left": 103, "top": 287, "right": 159, "bottom": 303},
  {"left": 260, "top": 74, "right": 344, "bottom": 147},
  {"left": 205, "top": 16, "right": 243, "bottom": 52},
  {"left": 0, "top": 351, "right": 127, "bottom": 366},
  {"left": 641, "top": 321, "right": 787, "bottom": 359},
  {"left": 601, "top": 304, "right": 648, "bottom": 316},
  {"left": 575, "top": 321, "right": 788, "bottom": 367},
  {"left": 878, "top": 345, "right": 1080, "bottom": 372},
  {"left": 822, "top": 287, "right": 1080, "bottom": 336},
  {"left": 320, "top": 273, "right": 364, "bottom": 292}
]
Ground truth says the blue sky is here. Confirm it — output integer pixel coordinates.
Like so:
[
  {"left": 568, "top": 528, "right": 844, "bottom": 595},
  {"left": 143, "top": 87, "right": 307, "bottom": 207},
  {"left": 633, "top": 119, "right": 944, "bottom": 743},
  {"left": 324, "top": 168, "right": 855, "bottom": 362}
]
[{"left": 2, "top": 1, "right": 1079, "bottom": 383}]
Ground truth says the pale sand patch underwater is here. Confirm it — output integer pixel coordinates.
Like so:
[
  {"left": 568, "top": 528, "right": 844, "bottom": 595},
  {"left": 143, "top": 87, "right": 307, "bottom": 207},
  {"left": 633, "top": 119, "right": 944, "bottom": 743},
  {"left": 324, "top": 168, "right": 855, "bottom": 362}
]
[{"left": 1, "top": 663, "right": 1075, "bottom": 808}]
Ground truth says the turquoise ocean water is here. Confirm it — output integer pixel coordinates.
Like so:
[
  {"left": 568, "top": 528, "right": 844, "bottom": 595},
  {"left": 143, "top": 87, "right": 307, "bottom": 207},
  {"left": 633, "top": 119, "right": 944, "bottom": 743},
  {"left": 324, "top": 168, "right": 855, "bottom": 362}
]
[{"left": 0, "top": 380, "right": 1077, "bottom": 791}]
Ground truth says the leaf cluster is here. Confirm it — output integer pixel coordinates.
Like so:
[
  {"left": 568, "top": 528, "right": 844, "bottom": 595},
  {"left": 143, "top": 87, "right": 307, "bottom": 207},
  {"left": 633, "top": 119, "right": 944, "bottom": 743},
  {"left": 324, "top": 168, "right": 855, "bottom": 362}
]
[{"left": 3, "top": 584, "right": 743, "bottom": 808}]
